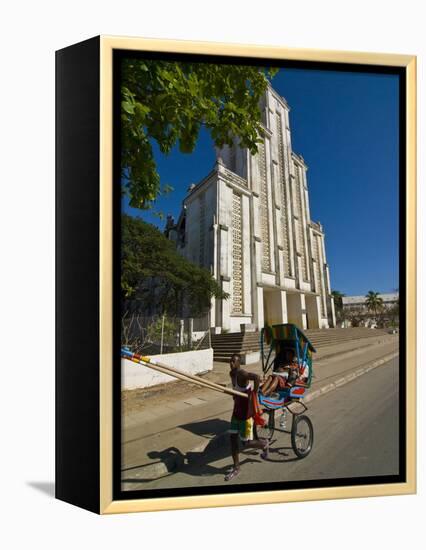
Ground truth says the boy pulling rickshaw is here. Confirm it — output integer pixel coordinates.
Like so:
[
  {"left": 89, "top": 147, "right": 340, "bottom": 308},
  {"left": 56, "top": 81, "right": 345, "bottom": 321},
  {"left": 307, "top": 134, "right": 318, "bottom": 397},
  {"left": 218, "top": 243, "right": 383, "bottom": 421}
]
[
  {"left": 225, "top": 323, "right": 316, "bottom": 480},
  {"left": 225, "top": 354, "right": 269, "bottom": 481}
]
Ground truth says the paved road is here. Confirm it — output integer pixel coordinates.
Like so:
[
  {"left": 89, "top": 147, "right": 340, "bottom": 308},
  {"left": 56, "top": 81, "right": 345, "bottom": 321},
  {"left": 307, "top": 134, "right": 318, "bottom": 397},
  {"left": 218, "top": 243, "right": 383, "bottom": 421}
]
[{"left": 127, "top": 356, "right": 399, "bottom": 490}]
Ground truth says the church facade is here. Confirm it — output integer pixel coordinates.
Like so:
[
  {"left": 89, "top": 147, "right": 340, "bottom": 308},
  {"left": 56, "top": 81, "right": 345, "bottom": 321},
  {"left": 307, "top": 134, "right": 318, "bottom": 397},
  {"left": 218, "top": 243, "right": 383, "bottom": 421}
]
[{"left": 166, "top": 84, "right": 336, "bottom": 333}]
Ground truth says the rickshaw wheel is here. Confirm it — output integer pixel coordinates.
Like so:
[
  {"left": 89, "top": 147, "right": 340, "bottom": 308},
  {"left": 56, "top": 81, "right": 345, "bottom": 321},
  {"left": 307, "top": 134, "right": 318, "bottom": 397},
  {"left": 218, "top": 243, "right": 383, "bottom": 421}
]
[
  {"left": 255, "top": 410, "right": 275, "bottom": 441},
  {"left": 291, "top": 415, "right": 314, "bottom": 458}
]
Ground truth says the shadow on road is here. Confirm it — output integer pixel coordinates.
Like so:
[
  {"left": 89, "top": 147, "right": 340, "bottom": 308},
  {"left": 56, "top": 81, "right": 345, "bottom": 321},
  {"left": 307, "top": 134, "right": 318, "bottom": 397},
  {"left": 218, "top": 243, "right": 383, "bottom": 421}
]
[
  {"left": 122, "top": 446, "right": 185, "bottom": 474},
  {"left": 179, "top": 418, "right": 229, "bottom": 437},
  {"left": 263, "top": 445, "right": 300, "bottom": 463},
  {"left": 121, "top": 417, "right": 300, "bottom": 486}
]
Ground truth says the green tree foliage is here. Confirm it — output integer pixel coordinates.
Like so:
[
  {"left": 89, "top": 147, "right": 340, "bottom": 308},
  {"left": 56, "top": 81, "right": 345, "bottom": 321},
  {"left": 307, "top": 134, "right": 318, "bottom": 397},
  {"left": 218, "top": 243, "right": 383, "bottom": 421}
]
[
  {"left": 121, "top": 214, "right": 228, "bottom": 316},
  {"left": 346, "top": 308, "right": 364, "bottom": 327},
  {"left": 331, "top": 289, "right": 345, "bottom": 322},
  {"left": 365, "top": 291, "right": 384, "bottom": 319},
  {"left": 388, "top": 297, "right": 399, "bottom": 327},
  {"left": 121, "top": 58, "right": 277, "bottom": 208}
]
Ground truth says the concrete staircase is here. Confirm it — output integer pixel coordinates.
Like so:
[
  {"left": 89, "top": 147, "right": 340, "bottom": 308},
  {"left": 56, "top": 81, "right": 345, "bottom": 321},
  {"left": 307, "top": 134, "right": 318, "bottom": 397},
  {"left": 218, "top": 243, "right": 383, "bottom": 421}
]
[
  {"left": 211, "top": 332, "right": 261, "bottom": 363},
  {"left": 305, "top": 327, "right": 390, "bottom": 349},
  {"left": 211, "top": 327, "right": 391, "bottom": 363}
]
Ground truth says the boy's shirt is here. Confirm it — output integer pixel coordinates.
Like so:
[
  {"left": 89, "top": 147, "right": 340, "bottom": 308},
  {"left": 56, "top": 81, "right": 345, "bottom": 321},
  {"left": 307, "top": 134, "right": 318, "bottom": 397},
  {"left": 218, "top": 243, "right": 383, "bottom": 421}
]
[{"left": 230, "top": 370, "right": 253, "bottom": 420}]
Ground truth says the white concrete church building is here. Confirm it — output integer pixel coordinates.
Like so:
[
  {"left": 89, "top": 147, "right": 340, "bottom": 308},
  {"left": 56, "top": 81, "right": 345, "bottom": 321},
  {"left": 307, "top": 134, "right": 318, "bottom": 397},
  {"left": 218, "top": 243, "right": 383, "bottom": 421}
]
[{"left": 166, "top": 84, "right": 336, "bottom": 333}]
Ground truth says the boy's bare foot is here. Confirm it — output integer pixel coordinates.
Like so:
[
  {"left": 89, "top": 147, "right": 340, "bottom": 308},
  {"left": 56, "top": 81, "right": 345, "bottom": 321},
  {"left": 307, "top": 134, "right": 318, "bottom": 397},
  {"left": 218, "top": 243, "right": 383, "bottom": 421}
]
[{"left": 225, "top": 467, "right": 240, "bottom": 481}]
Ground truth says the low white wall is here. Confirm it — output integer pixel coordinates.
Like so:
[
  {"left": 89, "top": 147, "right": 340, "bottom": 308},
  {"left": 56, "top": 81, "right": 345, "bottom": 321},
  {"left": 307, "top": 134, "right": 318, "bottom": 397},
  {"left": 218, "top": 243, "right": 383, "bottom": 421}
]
[
  {"left": 122, "top": 348, "right": 213, "bottom": 390},
  {"left": 241, "top": 351, "right": 260, "bottom": 365}
]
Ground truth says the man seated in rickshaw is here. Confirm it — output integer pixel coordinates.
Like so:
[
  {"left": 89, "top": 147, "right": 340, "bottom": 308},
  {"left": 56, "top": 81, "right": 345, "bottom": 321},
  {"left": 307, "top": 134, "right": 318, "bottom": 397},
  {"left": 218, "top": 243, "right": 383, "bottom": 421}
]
[{"left": 260, "top": 348, "right": 309, "bottom": 396}]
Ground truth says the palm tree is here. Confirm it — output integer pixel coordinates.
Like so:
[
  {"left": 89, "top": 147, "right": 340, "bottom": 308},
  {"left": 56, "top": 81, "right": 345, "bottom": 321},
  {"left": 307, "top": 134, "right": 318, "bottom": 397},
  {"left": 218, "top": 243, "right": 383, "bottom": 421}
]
[{"left": 365, "top": 291, "right": 384, "bottom": 323}]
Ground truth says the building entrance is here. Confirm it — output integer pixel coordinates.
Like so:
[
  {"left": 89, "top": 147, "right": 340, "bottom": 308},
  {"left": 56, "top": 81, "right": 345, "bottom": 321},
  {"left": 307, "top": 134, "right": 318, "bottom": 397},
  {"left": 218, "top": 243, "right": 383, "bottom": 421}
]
[
  {"left": 305, "top": 294, "right": 320, "bottom": 329},
  {"left": 263, "top": 288, "right": 286, "bottom": 326}
]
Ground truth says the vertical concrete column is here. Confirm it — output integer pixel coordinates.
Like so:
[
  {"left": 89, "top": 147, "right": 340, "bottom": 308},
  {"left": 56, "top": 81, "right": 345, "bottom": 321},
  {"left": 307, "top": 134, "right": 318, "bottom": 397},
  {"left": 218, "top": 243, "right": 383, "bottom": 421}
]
[
  {"left": 252, "top": 191, "right": 263, "bottom": 283},
  {"left": 324, "top": 263, "right": 332, "bottom": 294},
  {"left": 221, "top": 279, "right": 231, "bottom": 331},
  {"left": 317, "top": 233, "right": 327, "bottom": 321},
  {"left": 315, "top": 295, "right": 322, "bottom": 328},
  {"left": 255, "top": 286, "right": 265, "bottom": 330},
  {"left": 301, "top": 293, "right": 307, "bottom": 329},
  {"left": 304, "top": 186, "right": 312, "bottom": 223},
  {"left": 250, "top": 154, "right": 261, "bottom": 196},
  {"left": 219, "top": 224, "right": 229, "bottom": 279},
  {"left": 210, "top": 217, "right": 218, "bottom": 328},
  {"left": 278, "top": 248, "right": 286, "bottom": 287},
  {"left": 329, "top": 295, "right": 336, "bottom": 328},
  {"left": 210, "top": 297, "right": 216, "bottom": 329},
  {"left": 307, "top": 227, "right": 315, "bottom": 292},
  {"left": 188, "top": 318, "right": 194, "bottom": 345},
  {"left": 280, "top": 290, "right": 288, "bottom": 323},
  {"left": 218, "top": 182, "right": 232, "bottom": 280},
  {"left": 253, "top": 237, "right": 263, "bottom": 315},
  {"left": 217, "top": 178, "right": 232, "bottom": 330},
  {"left": 179, "top": 319, "right": 184, "bottom": 347}
]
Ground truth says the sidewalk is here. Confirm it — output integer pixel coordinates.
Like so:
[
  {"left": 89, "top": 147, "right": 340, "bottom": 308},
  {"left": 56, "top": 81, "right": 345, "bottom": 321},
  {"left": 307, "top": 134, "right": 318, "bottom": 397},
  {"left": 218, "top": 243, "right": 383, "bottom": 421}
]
[
  {"left": 121, "top": 334, "right": 398, "bottom": 485},
  {"left": 122, "top": 332, "right": 397, "bottom": 420}
]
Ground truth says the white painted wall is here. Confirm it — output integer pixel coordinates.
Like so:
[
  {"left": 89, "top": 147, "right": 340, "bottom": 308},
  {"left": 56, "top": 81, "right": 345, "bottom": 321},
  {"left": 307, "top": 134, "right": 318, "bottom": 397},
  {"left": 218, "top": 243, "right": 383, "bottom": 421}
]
[
  {"left": 230, "top": 316, "right": 252, "bottom": 332},
  {"left": 122, "top": 348, "right": 213, "bottom": 390}
]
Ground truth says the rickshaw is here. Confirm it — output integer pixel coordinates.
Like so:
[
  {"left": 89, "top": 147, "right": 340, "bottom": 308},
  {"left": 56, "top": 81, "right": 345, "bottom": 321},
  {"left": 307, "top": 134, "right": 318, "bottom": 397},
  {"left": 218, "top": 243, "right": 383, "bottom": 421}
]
[{"left": 255, "top": 323, "right": 315, "bottom": 458}]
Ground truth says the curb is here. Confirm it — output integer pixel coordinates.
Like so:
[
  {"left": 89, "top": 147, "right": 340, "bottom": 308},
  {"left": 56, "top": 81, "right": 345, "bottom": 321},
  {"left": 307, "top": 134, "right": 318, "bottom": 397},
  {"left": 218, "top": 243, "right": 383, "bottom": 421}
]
[
  {"left": 134, "top": 351, "right": 398, "bottom": 480},
  {"left": 305, "top": 351, "right": 398, "bottom": 403},
  {"left": 313, "top": 337, "right": 396, "bottom": 365},
  {"left": 128, "top": 452, "right": 185, "bottom": 481}
]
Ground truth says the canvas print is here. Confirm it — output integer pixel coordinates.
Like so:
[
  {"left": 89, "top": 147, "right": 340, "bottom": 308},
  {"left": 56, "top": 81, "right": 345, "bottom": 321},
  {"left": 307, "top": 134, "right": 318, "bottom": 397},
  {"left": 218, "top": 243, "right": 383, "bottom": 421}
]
[{"left": 117, "top": 53, "right": 401, "bottom": 496}]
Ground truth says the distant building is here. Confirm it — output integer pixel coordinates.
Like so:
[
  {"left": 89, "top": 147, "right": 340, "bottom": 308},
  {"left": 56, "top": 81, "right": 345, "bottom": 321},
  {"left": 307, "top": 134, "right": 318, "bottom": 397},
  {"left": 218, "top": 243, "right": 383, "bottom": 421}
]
[
  {"left": 341, "top": 292, "right": 399, "bottom": 327},
  {"left": 166, "top": 84, "right": 335, "bottom": 333},
  {"left": 342, "top": 292, "right": 399, "bottom": 312}
]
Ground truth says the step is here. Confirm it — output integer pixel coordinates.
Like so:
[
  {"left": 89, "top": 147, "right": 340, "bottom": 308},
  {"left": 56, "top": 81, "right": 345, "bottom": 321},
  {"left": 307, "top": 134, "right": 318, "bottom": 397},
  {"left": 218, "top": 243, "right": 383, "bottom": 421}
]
[
  {"left": 211, "top": 329, "right": 391, "bottom": 359},
  {"left": 210, "top": 342, "right": 260, "bottom": 349},
  {"left": 211, "top": 335, "right": 260, "bottom": 342}
]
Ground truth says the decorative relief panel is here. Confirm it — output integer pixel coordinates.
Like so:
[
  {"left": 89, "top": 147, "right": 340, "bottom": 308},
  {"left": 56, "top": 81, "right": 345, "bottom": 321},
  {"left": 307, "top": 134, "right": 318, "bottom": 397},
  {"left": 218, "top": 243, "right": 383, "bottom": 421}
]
[
  {"left": 313, "top": 234, "right": 326, "bottom": 316},
  {"left": 295, "top": 168, "right": 303, "bottom": 215},
  {"left": 258, "top": 140, "right": 271, "bottom": 271},
  {"left": 294, "top": 167, "right": 309, "bottom": 281},
  {"left": 276, "top": 113, "right": 291, "bottom": 276},
  {"left": 222, "top": 167, "right": 248, "bottom": 188},
  {"left": 232, "top": 192, "right": 244, "bottom": 313},
  {"left": 312, "top": 235, "right": 320, "bottom": 291},
  {"left": 318, "top": 236, "right": 327, "bottom": 317}
]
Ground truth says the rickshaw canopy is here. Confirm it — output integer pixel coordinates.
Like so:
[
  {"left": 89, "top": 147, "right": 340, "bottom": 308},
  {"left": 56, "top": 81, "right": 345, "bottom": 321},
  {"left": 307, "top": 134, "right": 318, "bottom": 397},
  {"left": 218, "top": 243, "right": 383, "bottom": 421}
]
[
  {"left": 263, "top": 323, "right": 316, "bottom": 352},
  {"left": 260, "top": 323, "right": 316, "bottom": 384}
]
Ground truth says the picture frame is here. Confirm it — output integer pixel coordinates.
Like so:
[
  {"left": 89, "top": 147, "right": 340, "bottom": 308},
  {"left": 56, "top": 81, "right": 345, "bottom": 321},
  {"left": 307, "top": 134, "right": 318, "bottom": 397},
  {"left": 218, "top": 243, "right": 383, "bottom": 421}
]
[{"left": 56, "top": 35, "right": 416, "bottom": 514}]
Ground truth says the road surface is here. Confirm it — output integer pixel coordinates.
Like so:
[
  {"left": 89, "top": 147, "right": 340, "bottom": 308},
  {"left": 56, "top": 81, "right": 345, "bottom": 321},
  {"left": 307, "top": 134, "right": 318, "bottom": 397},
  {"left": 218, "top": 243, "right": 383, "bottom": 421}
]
[{"left": 124, "top": 356, "right": 399, "bottom": 490}]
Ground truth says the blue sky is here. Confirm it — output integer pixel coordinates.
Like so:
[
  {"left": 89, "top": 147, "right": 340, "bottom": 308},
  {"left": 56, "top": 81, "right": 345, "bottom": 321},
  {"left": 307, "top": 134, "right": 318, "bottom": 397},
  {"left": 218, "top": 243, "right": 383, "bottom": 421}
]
[{"left": 123, "top": 67, "right": 399, "bottom": 296}]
